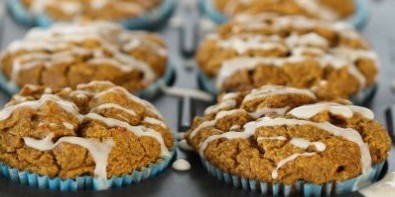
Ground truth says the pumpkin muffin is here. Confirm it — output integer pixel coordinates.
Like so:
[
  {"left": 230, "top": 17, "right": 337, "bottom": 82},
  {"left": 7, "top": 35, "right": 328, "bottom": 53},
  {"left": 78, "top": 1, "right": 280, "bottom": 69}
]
[
  {"left": 186, "top": 85, "right": 391, "bottom": 195},
  {"left": 21, "top": 0, "right": 162, "bottom": 21},
  {"left": 212, "top": 0, "right": 355, "bottom": 21},
  {"left": 0, "top": 22, "right": 168, "bottom": 94},
  {"left": 0, "top": 81, "right": 174, "bottom": 190},
  {"left": 196, "top": 14, "right": 378, "bottom": 100}
]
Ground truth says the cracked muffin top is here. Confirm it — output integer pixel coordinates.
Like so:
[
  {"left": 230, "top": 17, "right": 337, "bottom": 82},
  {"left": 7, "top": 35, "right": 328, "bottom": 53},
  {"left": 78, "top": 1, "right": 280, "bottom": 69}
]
[
  {"left": 0, "top": 22, "right": 167, "bottom": 93},
  {"left": 186, "top": 85, "right": 391, "bottom": 185},
  {"left": 196, "top": 14, "right": 378, "bottom": 100},
  {"left": 21, "top": 0, "right": 162, "bottom": 21},
  {"left": 0, "top": 81, "right": 173, "bottom": 181},
  {"left": 213, "top": 0, "right": 355, "bottom": 21}
]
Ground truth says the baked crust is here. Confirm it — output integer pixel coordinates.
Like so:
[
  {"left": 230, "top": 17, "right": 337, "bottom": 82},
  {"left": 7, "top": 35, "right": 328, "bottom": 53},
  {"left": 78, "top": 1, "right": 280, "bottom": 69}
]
[
  {"left": 0, "top": 81, "right": 173, "bottom": 179},
  {"left": 21, "top": 0, "right": 162, "bottom": 21},
  {"left": 186, "top": 85, "right": 391, "bottom": 185},
  {"left": 0, "top": 22, "right": 168, "bottom": 93},
  {"left": 213, "top": 0, "right": 355, "bottom": 20},
  {"left": 196, "top": 14, "right": 378, "bottom": 100}
]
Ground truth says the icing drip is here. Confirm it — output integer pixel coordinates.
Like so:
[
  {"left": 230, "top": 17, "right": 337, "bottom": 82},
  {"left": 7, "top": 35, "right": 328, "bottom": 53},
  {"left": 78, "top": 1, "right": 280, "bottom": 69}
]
[
  {"left": 212, "top": 14, "right": 377, "bottom": 92},
  {"left": 189, "top": 107, "right": 288, "bottom": 139},
  {"left": 243, "top": 85, "right": 316, "bottom": 102},
  {"left": 5, "top": 23, "right": 164, "bottom": 84},
  {"left": 0, "top": 94, "right": 83, "bottom": 122},
  {"left": 230, "top": 125, "right": 240, "bottom": 130},
  {"left": 216, "top": 53, "right": 369, "bottom": 91},
  {"left": 204, "top": 93, "right": 239, "bottom": 115},
  {"left": 29, "top": 0, "right": 147, "bottom": 16},
  {"left": 289, "top": 138, "right": 326, "bottom": 152},
  {"left": 248, "top": 107, "right": 289, "bottom": 119},
  {"left": 92, "top": 103, "right": 137, "bottom": 117},
  {"left": 93, "top": 86, "right": 163, "bottom": 119},
  {"left": 210, "top": 34, "right": 286, "bottom": 54},
  {"left": 199, "top": 117, "right": 371, "bottom": 176},
  {"left": 294, "top": 0, "right": 339, "bottom": 20},
  {"left": 143, "top": 117, "right": 167, "bottom": 128},
  {"left": 23, "top": 133, "right": 115, "bottom": 188},
  {"left": 288, "top": 102, "right": 374, "bottom": 120},
  {"left": 62, "top": 122, "right": 74, "bottom": 130},
  {"left": 85, "top": 113, "right": 169, "bottom": 156},
  {"left": 257, "top": 136, "right": 287, "bottom": 141},
  {"left": 272, "top": 153, "right": 316, "bottom": 179}
]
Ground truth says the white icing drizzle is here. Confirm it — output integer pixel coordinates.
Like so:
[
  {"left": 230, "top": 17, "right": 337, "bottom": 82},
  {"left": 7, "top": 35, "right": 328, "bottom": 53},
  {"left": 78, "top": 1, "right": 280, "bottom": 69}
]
[
  {"left": 0, "top": 94, "right": 83, "bottom": 122},
  {"left": 23, "top": 133, "right": 115, "bottom": 186},
  {"left": 243, "top": 85, "right": 316, "bottom": 102},
  {"left": 143, "top": 117, "right": 167, "bottom": 128},
  {"left": 257, "top": 136, "right": 287, "bottom": 141},
  {"left": 62, "top": 122, "right": 74, "bottom": 130},
  {"left": 209, "top": 34, "right": 286, "bottom": 54},
  {"left": 290, "top": 138, "right": 326, "bottom": 152},
  {"left": 4, "top": 23, "right": 165, "bottom": 85},
  {"left": 216, "top": 54, "right": 369, "bottom": 91},
  {"left": 222, "top": 0, "right": 338, "bottom": 20},
  {"left": 230, "top": 125, "right": 240, "bottom": 130},
  {"left": 285, "top": 33, "right": 329, "bottom": 49},
  {"left": 215, "top": 109, "right": 245, "bottom": 119},
  {"left": 272, "top": 152, "right": 316, "bottom": 179},
  {"left": 93, "top": 86, "right": 163, "bottom": 119},
  {"left": 192, "top": 86, "right": 313, "bottom": 140},
  {"left": 213, "top": 14, "right": 377, "bottom": 91},
  {"left": 204, "top": 92, "right": 239, "bottom": 115},
  {"left": 249, "top": 107, "right": 289, "bottom": 119},
  {"left": 198, "top": 117, "right": 372, "bottom": 176},
  {"left": 178, "top": 139, "right": 194, "bottom": 151},
  {"left": 172, "top": 159, "right": 191, "bottom": 171},
  {"left": 260, "top": 136, "right": 326, "bottom": 179},
  {"left": 189, "top": 107, "right": 288, "bottom": 140},
  {"left": 288, "top": 102, "right": 374, "bottom": 120},
  {"left": 29, "top": 0, "right": 147, "bottom": 17},
  {"left": 294, "top": 0, "right": 339, "bottom": 21},
  {"left": 85, "top": 113, "right": 169, "bottom": 157},
  {"left": 92, "top": 103, "right": 137, "bottom": 117}
]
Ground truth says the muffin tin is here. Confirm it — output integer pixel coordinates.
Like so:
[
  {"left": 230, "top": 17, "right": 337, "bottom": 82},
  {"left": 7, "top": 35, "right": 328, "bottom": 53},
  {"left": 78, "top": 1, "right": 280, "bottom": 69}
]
[{"left": 0, "top": 0, "right": 394, "bottom": 196}]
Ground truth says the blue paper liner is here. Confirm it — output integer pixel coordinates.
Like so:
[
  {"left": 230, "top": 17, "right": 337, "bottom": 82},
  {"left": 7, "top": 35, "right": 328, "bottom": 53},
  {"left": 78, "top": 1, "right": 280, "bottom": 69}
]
[
  {"left": 6, "top": 0, "right": 176, "bottom": 29},
  {"left": 0, "top": 62, "right": 175, "bottom": 100},
  {"left": 198, "top": 0, "right": 369, "bottom": 30},
  {"left": 197, "top": 71, "right": 377, "bottom": 106},
  {"left": 201, "top": 158, "right": 385, "bottom": 196},
  {"left": 0, "top": 142, "right": 176, "bottom": 191}
]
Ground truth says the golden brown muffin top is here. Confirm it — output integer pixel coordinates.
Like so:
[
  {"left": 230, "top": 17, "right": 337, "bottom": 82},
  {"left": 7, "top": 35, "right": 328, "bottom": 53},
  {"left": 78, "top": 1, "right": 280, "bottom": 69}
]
[
  {"left": 196, "top": 14, "right": 378, "bottom": 100},
  {"left": 0, "top": 81, "right": 173, "bottom": 181},
  {"left": 186, "top": 85, "right": 391, "bottom": 185},
  {"left": 0, "top": 22, "right": 167, "bottom": 93},
  {"left": 214, "top": 0, "right": 355, "bottom": 20},
  {"left": 21, "top": 0, "right": 162, "bottom": 21}
]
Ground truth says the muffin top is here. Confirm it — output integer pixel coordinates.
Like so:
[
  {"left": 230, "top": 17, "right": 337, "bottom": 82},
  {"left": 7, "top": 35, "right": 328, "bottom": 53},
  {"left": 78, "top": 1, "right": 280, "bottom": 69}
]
[
  {"left": 21, "top": 0, "right": 162, "bottom": 21},
  {"left": 186, "top": 85, "right": 391, "bottom": 185},
  {"left": 213, "top": 0, "right": 355, "bottom": 21},
  {"left": 0, "top": 22, "right": 167, "bottom": 93},
  {"left": 196, "top": 14, "right": 378, "bottom": 100},
  {"left": 0, "top": 81, "right": 173, "bottom": 181}
]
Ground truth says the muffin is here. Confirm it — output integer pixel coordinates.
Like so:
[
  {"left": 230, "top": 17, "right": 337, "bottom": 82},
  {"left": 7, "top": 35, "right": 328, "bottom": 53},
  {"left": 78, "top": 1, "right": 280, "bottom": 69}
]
[
  {"left": 21, "top": 0, "right": 161, "bottom": 21},
  {"left": 212, "top": 0, "right": 355, "bottom": 21},
  {"left": 0, "top": 22, "right": 169, "bottom": 95},
  {"left": 196, "top": 14, "right": 378, "bottom": 101},
  {"left": 186, "top": 85, "right": 391, "bottom": 195},
  {"left": 0, "top": 81, "right": 174, "bottom": 190}
]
